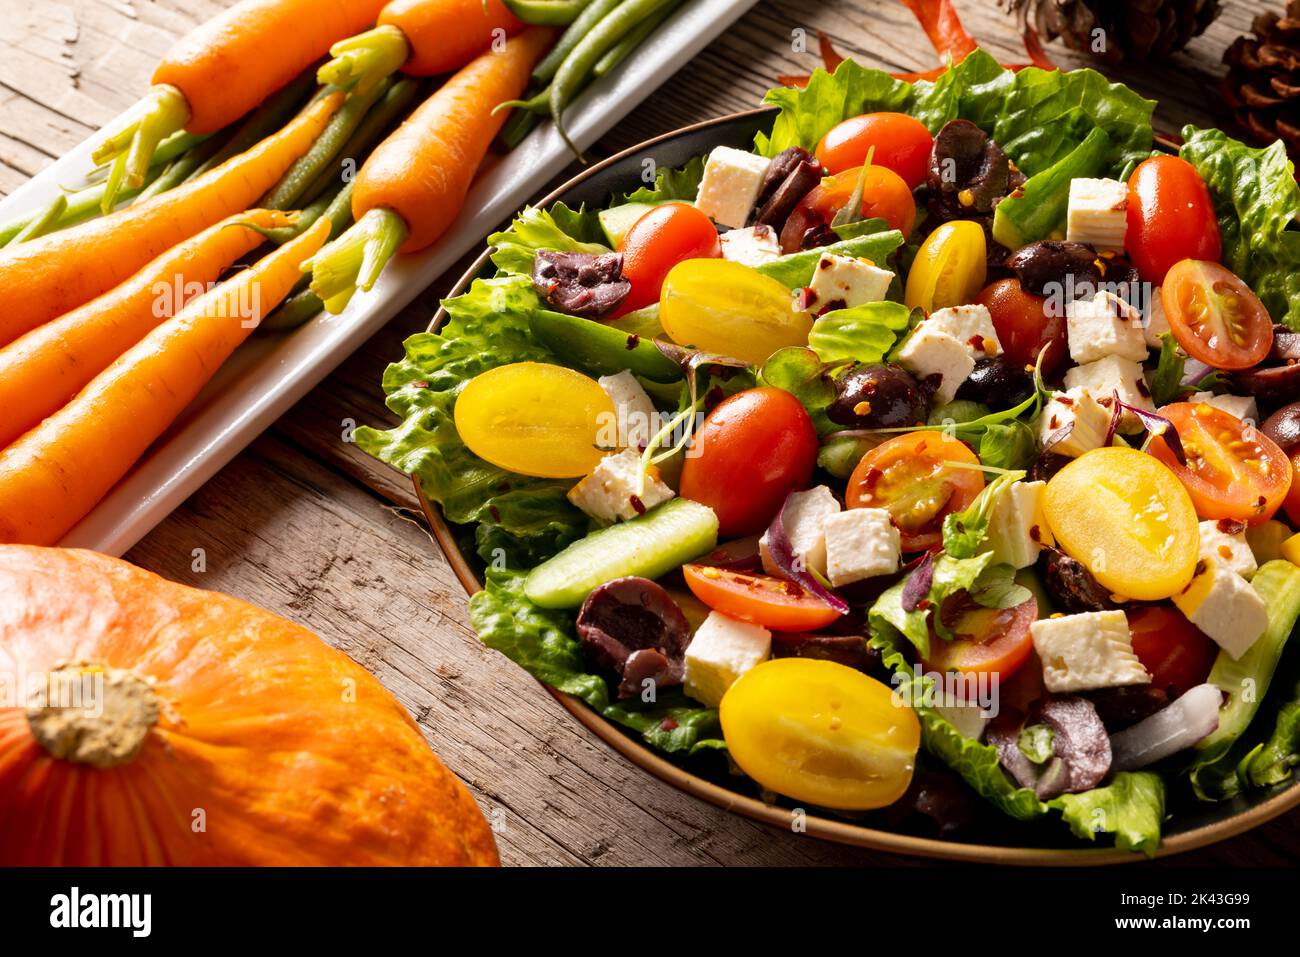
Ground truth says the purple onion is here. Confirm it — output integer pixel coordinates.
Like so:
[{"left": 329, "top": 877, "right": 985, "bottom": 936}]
[
  {"left": 901, "top": 551, "right": 934, "bottom": 613},
  {"left": 1110, "top": 683, "right": 1221, "bottom": 771},
  {"left": 764, "top": 491, "right": 850, "bottom": 615}
]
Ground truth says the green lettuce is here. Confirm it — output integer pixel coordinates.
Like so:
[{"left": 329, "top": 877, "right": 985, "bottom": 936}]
[
  {"left": 470, "top": 569, "right": 725, "bottom": 754},
  {"left": 1180, "top": 126, "right": 1300, "bottom": 330},
  {"left": 758, "top": 346, "right": 838, "bottom": 435},
  {"left": 618, "top": 154, "right": 706, "bottom": 205},
  {"left": 1053, "top": 771, "right": 1166, "bottom": 856},
  {"left": 487, "top": 204, "right": 609, "bottom": 276},
  {"left": 808, "top": 301, "right": 914, "bottom": 364}
]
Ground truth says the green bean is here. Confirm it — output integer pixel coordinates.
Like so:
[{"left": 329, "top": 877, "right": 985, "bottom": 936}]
[
  {"left": 593, "top": 0, "right": 681, "bottom": 77},
  {"left": 503, "top": 0, "right": 594, "bottom": 26},
  {"left": 532, "top": 0, "right": 619, "bottom": 84},
  {"left": 498, "top": 102, "right": 544, "bottom": 150}
]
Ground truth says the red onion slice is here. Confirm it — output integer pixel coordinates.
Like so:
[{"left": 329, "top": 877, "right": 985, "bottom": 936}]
[
  {"left": 1109, "top": 683, "right": 1221, "bottom": 771},
  {"left": 764, "top": 491, "right": 850, "bottom": 615}
]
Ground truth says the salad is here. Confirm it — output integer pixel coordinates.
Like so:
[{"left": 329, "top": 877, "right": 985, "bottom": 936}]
[{"left": 359, "top": 50, "right": 1300, "bottom": 854}]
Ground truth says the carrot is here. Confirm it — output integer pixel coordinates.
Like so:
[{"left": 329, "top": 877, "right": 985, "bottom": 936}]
[
  {"left": 308, "top": 27, "right": 552, "bottom": 312},
  {"left": 0, "top": 92, "right": 341, "bottom": 349},
  {"left": 93, "top": 0, "right": 387, "bottom": 207},
  {"left": 0, "top": 209, "right": 296, "bottom": 449},
  {"left": 0, "top": 217, "right": 331, "bottom": 547}
]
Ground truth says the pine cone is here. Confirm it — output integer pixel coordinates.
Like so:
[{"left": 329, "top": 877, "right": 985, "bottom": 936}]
[
  {"left": 1008, "top": 0, "right": 1221, "bottom": 64},
  {"left": 1222, "top": 3, "right": 1300, "bottom": 152}
]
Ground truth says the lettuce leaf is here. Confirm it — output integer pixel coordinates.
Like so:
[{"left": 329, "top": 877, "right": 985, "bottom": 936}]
[
  {"left": 1052, "top": 771, "right": 1166, "bottom": 856},
  {"left": 618, "top": 154, "right": 706, "bottom": 205},
  {"left": 487, "top": 204, "right": 609, "bottom": 276},
  {"left": 1180, "top": 127, "right": 1300, "bottom": 330},
  {"left": 470, "top": 569, "right": 725, "bottom": 754},
  {"left": 808, "top": 301, "right": 914, "bottom": 364},
  {"left": 758, "top": 346, "right": 838, "bottom": 435}
]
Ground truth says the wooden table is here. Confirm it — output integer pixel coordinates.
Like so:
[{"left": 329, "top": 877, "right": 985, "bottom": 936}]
[{"left": 3, "top": 0, "right": 1296, "bottom": 867}]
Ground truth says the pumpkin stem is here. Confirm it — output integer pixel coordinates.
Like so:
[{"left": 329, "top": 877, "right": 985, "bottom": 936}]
[{"left": 26, "top": 662, "right": 160, "bottom": 769}]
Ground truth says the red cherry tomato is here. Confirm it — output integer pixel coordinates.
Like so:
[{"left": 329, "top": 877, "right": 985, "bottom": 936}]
[
  {"left": 1285, "top": 453, "right": 1300, "bottom": 526},
  {"left": 682, "top": 564, "right": 842, "bottom": 631},
  {"left": 815, "top": 113, "right": 934, "bottom": 189},
  {"left": 1126, "top": 606, "right": 1219, "bottom": 699},
  {"left": 1162, "top": 259, "right": 1273, "bottom": 371},
  {"left": 616, "top": 202, "right": 721, "bottom": 316},
  {"left": 976, "top": 278, "right": 1067, "bottom": 374},
  {"left": 779, "top": 165, "right": 916, "bottom": 253},
  {"left": 1126, "top": 156, "right": 1222, "bottom": 285},
  {"left": 679, "top": 388, "right": 818, "bottom": 537},
  {"left": 923, "top": 592, "right": 1038, "bottom": 682}
]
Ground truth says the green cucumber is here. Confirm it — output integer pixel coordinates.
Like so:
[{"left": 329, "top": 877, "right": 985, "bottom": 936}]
[
  {"left": 530, "top": 309, "right": 682, "bottom": 382},
  {"left": 598, "top": 201, "right": 661, "bottom": 247},
  {"left": 525, "top": 498, "right": 719, "bottom": 608},
  {"left": 604, "top": 303, "right": 664, "bottom": 340},
  {"left": 992, "top": 127, "right": 1110, "bottom": 249}
]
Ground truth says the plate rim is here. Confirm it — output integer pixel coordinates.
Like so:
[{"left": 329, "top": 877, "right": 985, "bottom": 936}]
[{"left": 414, "top": 107, "right": 1300, "bottom": 865}]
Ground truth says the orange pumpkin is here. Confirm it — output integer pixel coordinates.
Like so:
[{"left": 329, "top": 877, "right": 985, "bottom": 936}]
[{"left": 0, "top": 546, "right": 499, "bottom": 866}]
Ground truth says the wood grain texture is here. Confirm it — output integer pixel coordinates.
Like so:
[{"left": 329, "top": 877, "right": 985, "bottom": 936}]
[{"left": 1, "top": 0, "right": 1295, "bottom": 867}]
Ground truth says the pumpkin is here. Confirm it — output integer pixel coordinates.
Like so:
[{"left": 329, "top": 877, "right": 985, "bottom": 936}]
[{"left": 0, "top": 546, "right": 499, "bottom": 866}]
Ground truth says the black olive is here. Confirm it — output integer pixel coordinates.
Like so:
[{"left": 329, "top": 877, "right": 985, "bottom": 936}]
[
  {"left": 532, "top": 250, "right": 630, "bottom": 319},
  {"left": 1042, "top": 549, "right": 1117, "bottom": 614},
  {"left": 755, "top": 158, "right": 823, "bottom": 231},
  {"left": 576, "top": 577, "right": 691, "bottom": 699},
  {"left": 927, "top": 119, "right": 1011, "bottom": 214},
  {"left": 1233, "top": 363, "right": 1300, "bottom": 405},
  {"left": 827, "top": 364, "right": 928, "bottom": 428},
  {"left": 954, "top": 356, "right": 1034, "bottom": 409},
  {"left": 1006, "top": 240, "right": 1101, "bottom": 298},
  {"left": 1271, "top": 324, "right": 1300, "bottom": 362},
  {"left": 756, "top": 146, "right": 819, "bottom": 209},
  {"left": 770, "top": 633, "right": 883, "bottom": 673},
  {"left": 1262, "top": 401, "right": 1300, "bottom": 454},
  {"left": 1084, "top": 685, "right": 1171, "bottom": 732}
]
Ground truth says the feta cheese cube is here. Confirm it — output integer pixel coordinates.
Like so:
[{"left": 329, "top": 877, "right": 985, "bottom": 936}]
[
  {"left": 896, "top": 328, "right": 975, "bottom": 405},
  {"left": 1037, "top": 388, "right": 1112, "bottom": 458},
  {"left": 987, "top": 480, "right": 1054, "bottom": 569},
  {"left": 598, "top": 370, "right": 660, "bottom": 450},
  {"left": 1065, "top": 291, "right": 1146, "bottom": 363},
  {"left": 760, "top": 485, "right": 840, "bottom": 578},
  {"left": 1066, "top": 177, "right": 1128, "bottom": 252},
  {"left": 934, "top": 699, "right": 989, "bottom": 742},
  {"left": 1172, "top": 557, "right": 1269, "bottom": 659},
  {"left": 567, "top": 449, "right": 674, "bottom": 525},
  {"left": 719, "top": 224, "right": 781, "bottom": 267},
  {"left": 1063, "top": 355, "right": 1153, "bottom": 433},
  {"left": 684, "top": 611, "right": 771, "bottom": 707},
  {"left": 923, "top": 303, "right": 1002, "bottom": 360},
  {"left": 1143, "top": 286, "right": 1170, "bottom": 350},
  {"left": 1197, "top": 520, "right": 1258, "bottom": 581},
  {"left": 805, "top": 252, "right": 894, "bottom": 312},
  {"left": 1187, "top": 391, "right": 1258, "bottom": 425},
  {"left": 1030, "top": 610, "right": 1151, "bottom": 693},
  {"left": 694, "top": 146, "right": 771, "bottom": 229},
  {"left": 822, "top": 507, "right": 900, "bottom": 586}
]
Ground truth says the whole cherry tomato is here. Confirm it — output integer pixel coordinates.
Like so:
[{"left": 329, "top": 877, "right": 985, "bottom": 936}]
[
  {"left": 815, "top": 112, "right": 934, "bottom": 189},
  {"left": 977, "top": 278, "right": 1067, "bottom": 373},
  {"left": 1126, "top": 156, "right": 1222, "bottom": 285},
  {"left": 616, "top": 202, "right": 721, "bottom": 316}
]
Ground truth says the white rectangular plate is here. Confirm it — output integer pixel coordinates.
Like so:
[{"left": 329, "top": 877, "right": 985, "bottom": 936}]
[{"left": 0, "top": 0, "right": 756, "bottom": 557}]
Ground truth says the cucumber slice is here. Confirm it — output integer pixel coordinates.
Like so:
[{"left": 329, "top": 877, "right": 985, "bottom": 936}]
[
  {"left": 525, "top": 498, "right": 719, "bottom": 608},
  {"left": 598, "top": 202, "right": 660, "bottom": 247},
  {"left": 531, "top": 309, "right": 682, "bottom": 382}
]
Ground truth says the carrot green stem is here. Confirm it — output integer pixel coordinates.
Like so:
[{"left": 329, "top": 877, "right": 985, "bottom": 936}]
[
  {"left": 494, "top": 86, "right": 551, "bottom": 116},
  {"left": 318, "top": 26, "right": 410, "bottom": 96},
  {"left": 10, "top": 194, "right": 68, "bottom": 245},
  {"left": 305, "top": 207, "right": 407, "bottom": 313},
  {"left": 90, "top": 84, "right": 191, "bottom": 212},
  {"left": 260, "top": 184, "right": 358, "bottom": 329}
]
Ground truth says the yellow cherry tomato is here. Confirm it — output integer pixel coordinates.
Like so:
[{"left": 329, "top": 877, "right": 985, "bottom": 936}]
[
  {"left": 660, "top": 259, "right": 813, "bottom": 365},
  {"left": 720, "top": 658, "right": 920, "bottom": 810},
  {"left": 904, "top": 220, "right": 988, "bottom": 313},
  {"left": 454, "top": 362, "right": 615, "bottom": 479},
  {"left": 1043, "top": 447, "right": 1200, "bottom": 601}
]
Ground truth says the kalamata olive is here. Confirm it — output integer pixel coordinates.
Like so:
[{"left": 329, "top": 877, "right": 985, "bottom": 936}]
[
  {"left": 1027, "top": 450, "right": 1072, "bottom": 484},
  {"left": 1042, "top": 549, "right": 1117, "bottom": 614},
  {"left": 755, "top": 159, "right": 823, "bottom": 231},
  {"left": 532, "top": 250, "right": 630, "bottom": 319},
  {"left": 576, "top": 577, "right": 690, "bottom": 699},
  {"left": 1006, "top": 241, "right": 1101, "bottom": 298},
  {"left": 1084, "top": 685, "right": 1171, "bottom": 732},
  {"left": 1262, "top": 401, "right": 1300, "bottom": 454},
  {"left": 756, "top": 146, "right": 820, "bottom": 209},
  {"left": 770, "top": 632, "right": 882, "bottom": 673},
  {"left": 927, "top": 119, "right": 1011, "bottom": 214},
  {"left": 827, "top": 364, "right": 928, "bottom": 428},
  {"left": 954, "top": 356, "right": 1034, "bottom": 409},
  {"left": 874, "top": 758, "right": 978, "bottom": 836},
  {"left": 1232, "top": 363, "right": 1300, "bottom": 405},
  {"left": 1271, "top": 324, "right": 1300, "bottom": 362}
]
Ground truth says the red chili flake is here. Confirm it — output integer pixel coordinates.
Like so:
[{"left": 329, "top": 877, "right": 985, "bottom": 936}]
[
  {"left": 1216, "top": 518, "right": 1247, "bottom": 536},
  {"left": 794, "top": 287, "right": 817, "bottom": 311},
  {"left": 629, "top": 495, "right": 647, "bottom": 515},
  {"left": 626, "top": 334, "right": 640, "bottom": 350},
  {"left": 660, "top": 717, "right": 679, "bottom": 732},
  {"left": 497, "top": 482, "right": 512, "bottom": 493},
  {"left": 1029, "top": 524, "right": 1043, "bottom": 543},
  {"left": 489, "top": 505, "right": 502, "bottom": 522},
  {"left": 1057, "top": 395, "right": 1075, "bottom": 406},
  {"left": 1135, "top": 377, "right": 1151, "bottom": 398}
]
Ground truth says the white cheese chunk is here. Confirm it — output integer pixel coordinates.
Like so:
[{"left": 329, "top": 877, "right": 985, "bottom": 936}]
[
  {"left": 694, "top": 146, "right": 771, "bottom": 229},
  {"left": 719, "top": 224, "right": 781, "bottom": 267},
  {"left": 1063, "top": 354, "right": 1153, "bottom": 433},
  {"left": 934, "top": 699, "right": 989, "bottom": 742},
  {"left": 987, "top": 480, "right": 1054, "bottom": 570},
  {"left": 1066, "top": 177, "right": 1128, "bottom": 252},
  {"left": 1187, "top": 391, "right": 1259, "bottom": 425},
  {"left": 567, "top": 449, "right": 674, "bottom": 525},
  {"left": 598, "top": 370, "right": 659, "bottom": 450},
  {"left": 804, "top": 252, "right": 894, "bottom": 312},
  {"left": 1197, "top": 520, "right": 1258, "bottom": 581},
  {"left": 1065, "top": 290, "right": 1146, "bottom": 363},
  {"left": 1030, "top": 610, "right": 1151, "bottom": 693},
  {"left": 1143, "top": 286, "right": 1170, "bottom": 350},
  {"left": 1037, "top": 388, "right": 1112, "bottom": 458},
  {"left": 822, "top": 507, "right": 900, "bottom": 586},
  {"left": 759, "top": 485, "right": 840, "bottom": 578},
  {"left": 684, "top": 611, "right": 771, "bottom": 707},
  {"left": 923, "top": 303, "right": 1002, "bottom": 360},
  {"left": 896, "top": 328, "right": 975, "bottom": 405},
  {"left": 1172, "top": 557, "right": 1270, "bottom": 659}
]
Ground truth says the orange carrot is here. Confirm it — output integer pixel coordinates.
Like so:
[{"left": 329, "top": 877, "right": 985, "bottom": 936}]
[
  {"left": 381, "top": 0, "right": 524, "bottom": 76},
  {"left": 0, "top": 210, "right": 297, "bottom": 450},
  {"left": 0, "top": 217, "right": 331, "bottom": 547},
  {"left": 0, "top": 92, "right": 341, "bottom": 349}
]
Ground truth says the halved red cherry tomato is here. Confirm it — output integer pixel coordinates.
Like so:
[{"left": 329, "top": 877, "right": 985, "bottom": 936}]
[
  {"left": 779, "top": 165, "right": 916, "bottom": 253},
  {"left": 815, "top": 112, "right": 934, "bottom": 189},
  {"left": 1285, "top": 453, "right": 1300, "bottom": 526},
  {"left": 845, "top": 431, "right": 984, "bottom": 551},
  {"left": 615, "top": 202, "right": 721, "bottom": 316},
  {"left": 683, "top": 564, "right": 841, "bottom": 630},
  {"left": 1126, "top": 606, "right": 1218, "bottom": 700},
  {"left": 1126, "top": 156, "right": 1222, "bottom": 284},
  {"left": 1149, "top": 402, "right": 1292, "bottom": 524},
  {"left": 924, "top": 592, "right": 1037, "bottom": 682},
  {"left": 1161, "top": 260, "right": 1273, "bottom": 371},
  {"left": 679, "top": 388, "right": 818, "bottom": 537},
  {"left": 976, "top": 278, "right": 1067, "bottom": 373}
]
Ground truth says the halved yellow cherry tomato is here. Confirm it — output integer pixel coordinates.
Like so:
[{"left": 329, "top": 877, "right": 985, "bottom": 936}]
[
  {"left": 660, "top": 259, "right": 813, "bottom": 365},
  {"left": 454, "top": 362, "right": 615, "bottom": 478},
  {"left": 904, "top": 220, "right": 987, "bottom": 313},
  {"left": 1162, "top": 260, "right": 1272, "bottom": 371},
  {"left": 1043, "top": 447, "right": 1200, "bottom": 601},
  {"left": 720, "top": 658, "right": 920, "bottom": 810}
]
